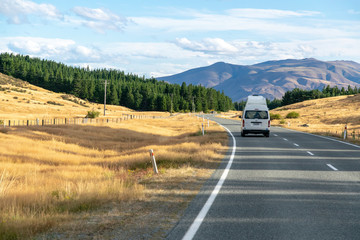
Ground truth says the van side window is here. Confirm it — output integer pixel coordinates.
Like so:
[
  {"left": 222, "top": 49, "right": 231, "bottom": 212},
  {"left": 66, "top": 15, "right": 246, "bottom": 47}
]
[{"left": 245, "top": 110, "right": 268, "bottom": 119}]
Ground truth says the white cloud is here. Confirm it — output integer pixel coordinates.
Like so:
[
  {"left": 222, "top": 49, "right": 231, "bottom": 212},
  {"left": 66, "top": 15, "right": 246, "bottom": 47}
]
[
  {"left": 8, "top": 37, "right": 75, "bottom": 55},
  {"left": 226, "top": 8, "right": 321, "bottom": 19},
  {"left": 72, "top": 7, "right": 127, "bottom": 33},
  {"left": 4, "top": 37, "right": 102, "bottom": 62},
  {"left": 130, "top": 8, "right": 359, "bottom": 40},
  {"left": 0, "top": 1, "right": 127, "bottom": 33},
  {"left": 0, "top": 0, "right": 62, "bottom": 24},
  {"left": 175, "top": 38, "right": 238, "bottom": 54},
  {"left": 172, "top": 37, "right": 360, "bottom": 65}
]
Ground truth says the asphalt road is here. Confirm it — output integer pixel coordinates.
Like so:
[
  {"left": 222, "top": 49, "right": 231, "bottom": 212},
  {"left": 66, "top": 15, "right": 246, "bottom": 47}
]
[{"left": 167, "top": 116, "right": 360, "bottom": 240}]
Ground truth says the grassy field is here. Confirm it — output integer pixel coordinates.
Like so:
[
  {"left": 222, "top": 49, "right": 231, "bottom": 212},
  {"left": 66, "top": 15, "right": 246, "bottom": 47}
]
[
  {"left": 271, "top": 94, "right": 360, "bottom": 141},
  {"left": 0, "top": 74, "right": 228, "bottom": 239}
]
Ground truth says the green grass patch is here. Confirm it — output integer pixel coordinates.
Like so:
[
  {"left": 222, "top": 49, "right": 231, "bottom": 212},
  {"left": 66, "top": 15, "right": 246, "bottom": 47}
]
[
  {"left": 286, "top": 111, "right": 300, "bottom": 119},
  {"left": 86, "top": 110, "right": 100, "bottom": 118},
  {"left": 270, "top": 113, "right": 282, "bottom": 120}
]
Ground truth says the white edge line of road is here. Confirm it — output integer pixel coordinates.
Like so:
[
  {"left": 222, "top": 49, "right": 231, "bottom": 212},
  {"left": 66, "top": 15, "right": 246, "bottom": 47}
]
[
  {"left": 277, "top": 127, "right": 360, "bottom": 149},
  {"left": 182, "top": 124, "right": 236, "bottom": 240}
]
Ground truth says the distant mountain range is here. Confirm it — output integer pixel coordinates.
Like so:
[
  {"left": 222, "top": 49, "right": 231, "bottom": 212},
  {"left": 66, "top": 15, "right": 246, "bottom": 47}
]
[{"left": 158, "top": 58, "right": 360, "bottom": 101}]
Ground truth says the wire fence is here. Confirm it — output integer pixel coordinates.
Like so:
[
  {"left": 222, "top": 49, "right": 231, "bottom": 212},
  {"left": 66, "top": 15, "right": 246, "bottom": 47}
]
[
  {"left": 0, "top": 114, "right": 164, "bottom": 127},
  {"left": 313, "top": 128, "right": 360, "bottom": 141}
]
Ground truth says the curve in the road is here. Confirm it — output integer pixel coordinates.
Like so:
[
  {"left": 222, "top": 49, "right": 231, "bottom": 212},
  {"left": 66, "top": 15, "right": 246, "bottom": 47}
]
[{"left": 182, "top": 124, "right": 236, "bottom": 240}]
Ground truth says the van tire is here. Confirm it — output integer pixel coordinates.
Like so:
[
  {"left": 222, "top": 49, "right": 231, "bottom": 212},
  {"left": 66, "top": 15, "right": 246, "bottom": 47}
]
[
  {"left": 241, "top": 132, "right": 245, "bottom": 137},
  {"left": 264, "top": 133, "right": 270, "bottom": 137}
]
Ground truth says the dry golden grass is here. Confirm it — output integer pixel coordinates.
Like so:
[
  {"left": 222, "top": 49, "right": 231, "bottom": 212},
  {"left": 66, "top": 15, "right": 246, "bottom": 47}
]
[
  {"left": 0, "top": 116, "right": 227, "bottom": 239},
  {"left": 0, "top": 74, "right": 228, "bottom": 239},
  {"left": 0, "top": 73, "right": 167, "bottom": 121},
  {"left": 271, "top": 94, "right": 360, "bottom": 140},
  {"left": 215, "top": 111, "right": 241, "bottom": 119}
]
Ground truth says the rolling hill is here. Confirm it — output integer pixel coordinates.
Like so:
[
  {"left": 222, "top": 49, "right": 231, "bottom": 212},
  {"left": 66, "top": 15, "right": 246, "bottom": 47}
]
[{"left": 158, "top": 58, "right": 360, "bottom": 101}]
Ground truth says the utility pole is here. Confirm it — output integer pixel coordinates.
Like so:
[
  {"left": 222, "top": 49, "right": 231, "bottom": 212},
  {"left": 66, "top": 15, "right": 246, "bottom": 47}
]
[
  {"left": 170, "top": 93, "right": 173, "bottom": 115},
  {"left": 104, "top": 79, "right": 107, "bottom": 116}
]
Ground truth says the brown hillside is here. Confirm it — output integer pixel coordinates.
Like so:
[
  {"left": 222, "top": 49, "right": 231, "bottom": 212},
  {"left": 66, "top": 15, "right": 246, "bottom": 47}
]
[
  {"left": 271, "top": 94, "right": 360, "bottom": 136},
  {"left": 0, "top": 73, "right": 166, "bottom": 120},
  {"left": 159, "top": 58, "right": 360, "bottom": 101}
]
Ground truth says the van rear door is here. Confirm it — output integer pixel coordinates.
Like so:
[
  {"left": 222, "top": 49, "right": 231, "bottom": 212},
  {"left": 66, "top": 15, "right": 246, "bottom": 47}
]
[{"left": 244, "top": 110, "right": 269, "bottom": 130}]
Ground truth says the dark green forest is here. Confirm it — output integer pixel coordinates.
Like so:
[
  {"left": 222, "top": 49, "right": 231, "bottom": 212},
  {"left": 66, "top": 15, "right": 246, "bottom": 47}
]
[
  {"left": 280, "top": 85, "right": 359, "bottom": 106},
  {"left": 234, "top": 85, "right": 360, "bottom": 111},
  {"left": 0, "top": 53, "right": 232, "bottom": 112}
]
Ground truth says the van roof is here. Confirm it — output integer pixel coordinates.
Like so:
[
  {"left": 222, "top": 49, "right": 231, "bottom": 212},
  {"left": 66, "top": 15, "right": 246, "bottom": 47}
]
[
  {"left": 246, "top": 95, "right": 267, "bottom": 106},
  {"left": 244, "top": 105, "right": 268, "bottom": 111}
]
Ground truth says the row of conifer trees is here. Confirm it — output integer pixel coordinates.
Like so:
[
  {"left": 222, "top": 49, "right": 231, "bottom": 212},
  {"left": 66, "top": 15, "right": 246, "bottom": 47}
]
[{"left": 0, "top": 53, "right": 233, "bottom": 112}]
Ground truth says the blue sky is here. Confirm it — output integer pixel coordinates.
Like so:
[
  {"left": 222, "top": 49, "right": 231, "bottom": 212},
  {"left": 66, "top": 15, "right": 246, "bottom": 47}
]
[{"left": 0, "top": 0, "right": 359, "bottom": 77}]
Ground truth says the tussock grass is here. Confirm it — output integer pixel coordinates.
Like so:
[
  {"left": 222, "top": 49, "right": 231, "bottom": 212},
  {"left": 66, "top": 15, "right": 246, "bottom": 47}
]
[
  {"left": 0, "top": 72, "right": 228, "bottom": 238},
  {"left": 271, "top": 94, "right": 360, "bottom": 143},
  {"left": 0, "top": 114, "right": 227, "bottom": 238}
]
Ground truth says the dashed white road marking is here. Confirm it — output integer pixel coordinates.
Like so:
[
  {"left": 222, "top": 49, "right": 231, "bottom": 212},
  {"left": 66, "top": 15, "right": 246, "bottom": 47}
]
[
  {"left": 294, "top": 143, "right": 299, "bottom": 147},
  {"left": 281, "top": 127, "right": 360, "bottom": 149},
  {"left": 327, "top": 164, "right": 338, "bottom": 171},
  {"left": 307, "top": 151, "right": 314, "bottom": 156},
  {"left": 283, "top": 138, "right": 288, "bottom": 141},
  {"left": 274, "top": 134, "right": 278, "bottom": 137}
]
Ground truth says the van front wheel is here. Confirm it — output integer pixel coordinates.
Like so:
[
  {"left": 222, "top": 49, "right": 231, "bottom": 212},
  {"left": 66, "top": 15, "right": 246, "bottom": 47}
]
[
  {"left": 264, "top": 133, "right": 270, "bottom": 137},
  {"left": 241, "top": 132, "right": 246, "bottom": 137}
]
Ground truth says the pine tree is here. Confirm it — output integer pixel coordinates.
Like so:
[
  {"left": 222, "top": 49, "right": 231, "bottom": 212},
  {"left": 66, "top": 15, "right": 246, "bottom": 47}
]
[
  {"left": 109, "top": 81, "right": 119, "bottom": 105},
  {"left": 72, "top": 72, "right": 83, "bottom": 97}
]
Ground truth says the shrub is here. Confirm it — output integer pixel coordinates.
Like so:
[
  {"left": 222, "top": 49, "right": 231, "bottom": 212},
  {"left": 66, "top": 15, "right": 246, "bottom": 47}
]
[
  {"left": 279, "top": 119, "right": 286, "bottom": 124},
  {"left": 286, "top": 111, "right": 300, "bottom": 119},
  {"left": 86, "top": 110, "right": 100, "bottom": 118},
  {"left": 0, "top": 128, "right": 9, "bottom": 134},
  {"left": 47, "top": 101, "right": 64, "bottom": 106},
  {"left": 270, "top": 113, "right": 282, "bottom": 120},
  {"left": 11, "top": 88, "right": 26, "bottom": 93}
]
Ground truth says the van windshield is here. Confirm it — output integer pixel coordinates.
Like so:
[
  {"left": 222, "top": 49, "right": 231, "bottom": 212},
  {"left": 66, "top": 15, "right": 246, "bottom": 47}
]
[{"left": 245, "top": 110, "right": 268, "bottom": 119}]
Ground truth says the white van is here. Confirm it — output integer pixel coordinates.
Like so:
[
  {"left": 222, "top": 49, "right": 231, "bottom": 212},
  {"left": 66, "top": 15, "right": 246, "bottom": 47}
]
[{"left": 241, "top": 95, "right": 270, "bottom": 137}]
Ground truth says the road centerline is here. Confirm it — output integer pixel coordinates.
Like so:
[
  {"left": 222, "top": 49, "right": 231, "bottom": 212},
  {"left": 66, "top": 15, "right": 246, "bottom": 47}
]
[
  {"left": 326, "top": 164, "right": 338, "bottom": 171},
  {"left": 307, "top": 151, "right": 314, "bottom": 156}
]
